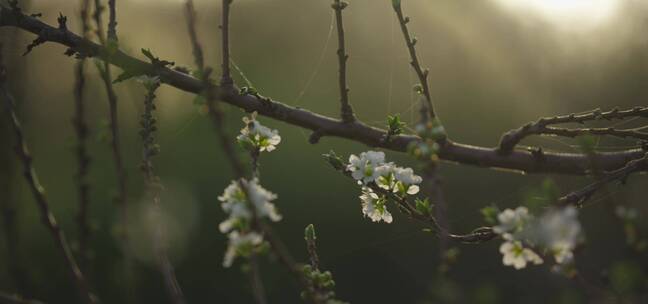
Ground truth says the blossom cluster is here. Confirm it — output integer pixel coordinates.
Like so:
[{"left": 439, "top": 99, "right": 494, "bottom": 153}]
[
  {"left": 218, "top": 179, "right": 282, "bottom": 267},
  {"left": 493, "top": 206, "right": 583, "bottom": 270},
  {"left": 347, "top": 151, "right": 422, "bottom": 224},
  {"left": 236, "top": 112, "right": 281, "bottom": 152}
]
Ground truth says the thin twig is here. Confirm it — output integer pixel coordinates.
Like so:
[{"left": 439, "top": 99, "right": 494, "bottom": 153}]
[
  {"left": 498, "top": 106, "right": 648, "bottom": 153},
  {"left": 557, "top": 152, "right": 648, "bottom": 207},
  {"left": 0, "top": 46, "right": 98, "bottom": 304},
  {"left": 73, "top": 0, "right": 92, "bottom": 272},
  {"left": 107, "top": 0, "right": 117, "bottom": 42},
  {"left": 139, "top": 79, "right": 187, "bottom": 304},
  {"left": 185, "top": 1, "right": 310, "bottom": 299},
  {"left": 1, "top": 5, "right": 646, "bottom": 175},
  {"left": 92, "top": 0, "right": 129, "bottom": 254},
  {"left": 0, "top": 7, "right": 30, "bottom": 293},
  {"left": 186, "top": 2, "right": 270, "bottom": 303},
  {"left": 184, "top": 0, "right": 203, "bottom": 71},
  {"left": 332, "top": 0, "right": 356, "bottom": 123},
  {"left": 220, "top": 0, "right": 233, "bottom": 86},
  {"left": 392, "top": 1, "right": 437, "bottom": 122}
]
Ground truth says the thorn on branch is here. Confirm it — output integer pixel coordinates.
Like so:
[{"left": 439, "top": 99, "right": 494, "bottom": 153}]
[
  {"left": 57, "top": 13, "right": 68, "bottom": 30},
  {"left": 23, "top": 29, "right": 47, "bottom": 56}
]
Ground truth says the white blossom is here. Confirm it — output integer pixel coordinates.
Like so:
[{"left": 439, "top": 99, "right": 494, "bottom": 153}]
[
  {"left": 218, "top": 179, "right": 281, "bottom": 233},
  {"left": 493, "top": 207, "right": 532, "bottom": 240},
  {"left": 392, "top": 167, "right": 422, "bottom": 195},
  {"left": 500, "top": 240, "right": 543, "bottom": 269},
  {"left": 223, "top": 231, "right": 263, "bottom": 267},
  {"left": 374, "top": 164, "right": 396, "bottom": 190},
  {"left": 347, "top": 151, "right": 387, "bottom": 184},
  {"left": 535, "top": 206, "right": 582, "bottom": 264},
  {"left": 359, "top": 187, "right": 393, "bottom": 223},
  {"left": 237, "top": 112, "right": 281, "bottom": 152}
]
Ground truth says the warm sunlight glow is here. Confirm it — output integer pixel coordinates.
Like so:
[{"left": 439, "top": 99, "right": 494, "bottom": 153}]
[{"left": 495, "top": 0, "right": 620, "bottom": 30}]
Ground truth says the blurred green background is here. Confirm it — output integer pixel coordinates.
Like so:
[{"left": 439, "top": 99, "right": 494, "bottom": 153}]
[{"left": 1, "top": 0, "right": 647, "bottom": 303}]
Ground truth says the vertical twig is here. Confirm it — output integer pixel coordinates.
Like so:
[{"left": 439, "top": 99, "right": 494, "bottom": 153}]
[
  {"left": 185, "top": 1, "right": 310, "bottom": 300},
  {"left": 220, "top": 0, "right": 233, "bottom": 86},
  {"left": 332, "top": 0, "right": 356, "bottom": 123},
  {"left": 74, "top": 0, "right": 93, "bottom": 272},
  {"left": 0, "top": 5, "right": 31, "bottom": 293},
  {"left": 188, "top": 1, "right": 267, "bottom": 302},
  {"left": 92, "top": 0, "right": 129, "bottom": 256},
  {"left": 107, "top": 0, "right": 117, "bottom": 42},
  {"left": 139, "top": 79, "right": 187, "bottom": 304},
  {"left": 0, "top": 46, "right": 98, "bottom": 304},
  {"left": 184, "top": 0, "right": 204, "bottom": 72},
  {"left": 392, "top": 1, "right": 437, "bottom": 122}
]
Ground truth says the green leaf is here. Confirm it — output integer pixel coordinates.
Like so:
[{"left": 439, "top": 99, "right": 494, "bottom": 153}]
[
  {"left": 387, "top": 114, "right": 405, "bottom": 136},
  {"left": 415, "top": 198, "right": 432, "bottom": 215},
  {"left": 323, "top": 150, "right": 345, "bottom": 171},
  {"left": 304, "top": 224, "right": 316, "bottom": 242},
  {"left": 392, "top": 0, "right": 401, "bottom": 9},
  {"left": 480, "top": 205, "right": 499, "bottom": 225}
]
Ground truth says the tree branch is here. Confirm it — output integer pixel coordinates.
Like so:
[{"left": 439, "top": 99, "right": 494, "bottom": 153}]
[
  {"left": 392, "top": 0, "right": 437, "bottom": 122},
  {"left": 73, "top": 0, "right": 92, "bottom": 272},
  {"left": 220, "top": 0, "right": 232, "bottom": 86},
  {"left": 1, "top": 5, "right": 646, "bottom": 175},
  {"left": 185, "top": 2, "right": 308, "bottom": 302},
  {"left": 557, "top": 152, "right": 648, "bottom": 207},
  {"left": 498, "top": 106, "right": 648, "bottom": 153},
  {"left": 90, "top": 0, "right": 129, "bottom": 243},
  {"left": 332, "top": 0, "right": 356, "bottom": 123},
  {"left": 0, "top": 44, "right": 97, "bottom": 304},
  {"left": 139, "top": 79, "right": 187, "bottom": 304},
  {"left": 107, "top": 0, "right": 117, "bottom": 42}
]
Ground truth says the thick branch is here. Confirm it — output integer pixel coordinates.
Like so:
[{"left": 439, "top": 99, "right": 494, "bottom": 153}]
[
  {"left": 332, "top": 0, "right": 356, "bottom": 123},
  {"left": 498, "top": 106, "right": 648, "bottom": 153},
  {"left": 1, "top": 5, "right": 646, "bottom": 175}
]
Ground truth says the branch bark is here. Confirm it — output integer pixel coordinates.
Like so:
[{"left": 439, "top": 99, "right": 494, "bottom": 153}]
[
  {"left": 498, "top": 106, "right": 648, "bottom": 153},
  {"left": 332, "top": 0, "right": 356, "bottom": 123},
  {"left": 0, "top": 45, "right": 97, "bottom": 304},
  {"left": 392, "top": 1, "right": 436, "bottom": 122},
  {"left": 0, "top": 5, "right": 646, "bottom": 175}
]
